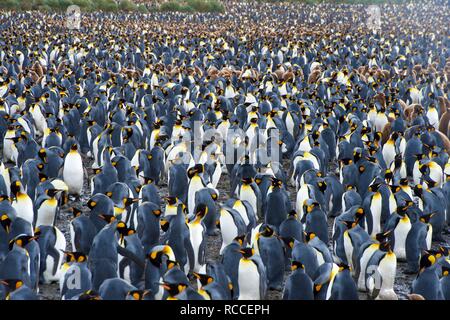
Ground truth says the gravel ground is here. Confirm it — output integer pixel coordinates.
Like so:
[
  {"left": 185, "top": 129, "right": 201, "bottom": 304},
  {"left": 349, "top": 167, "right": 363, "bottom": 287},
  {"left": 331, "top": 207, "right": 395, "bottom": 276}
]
[{"left": 35, "top": 156, "right": 450, "bottom": 300}]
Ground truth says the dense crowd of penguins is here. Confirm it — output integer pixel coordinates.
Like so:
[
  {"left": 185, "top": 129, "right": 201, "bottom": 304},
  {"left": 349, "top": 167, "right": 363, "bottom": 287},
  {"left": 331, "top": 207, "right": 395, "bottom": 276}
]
[{"left": 0, "top": 0, "right": 450, "bottom": 300}]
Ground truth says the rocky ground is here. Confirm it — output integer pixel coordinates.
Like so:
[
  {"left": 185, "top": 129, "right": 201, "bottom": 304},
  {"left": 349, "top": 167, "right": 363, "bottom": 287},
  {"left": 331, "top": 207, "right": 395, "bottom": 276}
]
[{"left": 35, "top": 156, "right": 450, "bottom": 300}]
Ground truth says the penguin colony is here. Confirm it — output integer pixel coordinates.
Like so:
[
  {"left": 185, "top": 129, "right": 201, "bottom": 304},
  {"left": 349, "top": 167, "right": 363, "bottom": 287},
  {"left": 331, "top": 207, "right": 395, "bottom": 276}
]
[{"left": 0, "top": 0, "right": 449, "bottom": 300}]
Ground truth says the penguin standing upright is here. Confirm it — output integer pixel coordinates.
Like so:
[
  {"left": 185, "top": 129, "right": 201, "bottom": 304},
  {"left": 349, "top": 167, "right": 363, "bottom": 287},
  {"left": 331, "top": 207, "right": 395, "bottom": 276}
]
[
  {"left": 63, "top": 144, "right": 84, "bottom": 196},
  {"left": 237, "top": 248, "right": 267, "bottom": 300},
  {"left": 411, "top": 252, "right": 444, "bottom": 300},
  {"left": 10, "top": 181, "right": 34, "bottom": 224},
  {"left": 187, "top": 204, "right": 207, "bottom": 273},
  {"left": 187, "top": 164, "right": 208, "bottom": 215}
]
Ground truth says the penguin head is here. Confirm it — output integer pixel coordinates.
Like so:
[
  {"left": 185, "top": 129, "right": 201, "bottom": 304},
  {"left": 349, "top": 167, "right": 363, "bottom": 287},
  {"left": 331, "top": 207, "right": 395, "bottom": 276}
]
[
  {"left": 341, "top": 220, "right": 357, "bottom": 230},
  {"left": 70, "top": 143, "right": 78, "bottom": 152},
  {"left": 194, "top": 204, "right": 208, "bottom": 220},
  {"left": 260, "top": 225, "right": 275, "bottom": 238},
  {"left": 187, "top": 164, "right": 204, "bottom": 178},
  {"left": 148, "top": 245, "right": 174, "bottom": 267},
  {"left": 9, "top": 234, "right": 36, "bottom": 250},
  {"left": 338, "top": 263, "right": 351, "bottom": 272},
  {"left": 126, "top": 290, "right": 152, "bottom": 300},
  {"left": 304, "top": 232, "right": 317, "bottom": 242},
  {"left": 78, "top": 290, "right": 102, "bottom": 300},
  {"left": 419, "top": 251, "right": 436, "bottom": 272},
  {"left": 46, "top": 188, "right": 62, "bottom": 198},
  {"left": 241, "top": 177, "right": 254, "bottom": 185},
  {"left": 64, "top": 251, "right": 87, "bottom": 263},
  {"left": 233, "top": 235, "right": 245, "bottom": 246},
  {"left": 419, "top": 212, "right": 435, "bottom": 224},
  {"left": 317, "top": 179, "right": 327, "bottom": 193},
  {"left": 238, "top": 247, "right": 255, "bottom": 260},
  {"left": 396, "top": 203, "right": 411, "bottom": 217},
  {"left": 291, "top": 261, "right": 305, "bottom": 271},
  {"left": 379, "top": 239, "right": 393, "bottom": 253},
  {"left": 71, "top": 207, "right": 82, "bottom": 219},
  {"left": 98, "top": 214, "right": 116, "bottom": 224},
  {"left": 10, "top": 180, "right": 23, "bottom": 196},
  {"left": 442, "top": 266, "right": 450, "bottom": 277},
  {"left": 375, "top": 230, "right": 391, "bottom": 243},
  {"left": 303, "top": 199, "right": 319, "bottom": 214},
  {"left": 193, "top": 272, "right": 214, "bottom": 287},
  {"left": 164, "top": 196, "right": 178, "bottom": 206},
  {"left": 413, "top": 184, "right": 423, "bottom": 197},
  {"left": 368, "top": 182, "right": 381, "bottom": 193},
  {"left": 0, "top": 279, "right": 24, "bottom": 292},
  {"left": 116, "top": 221, "right": 136, "bottom": 239},
  {"left": 384, "top": 169, "right": 393, "bottom": 182},
  {"left": 0, "top": 214, "right": 12, "bottom": 233},
  {"left": 270, "top": 177, "right": 283, "bottom": 188},
  {"left": 160, "top": 218, "right": 169, "bottom": 232},
  {"left": 287, "top": 210, "right": 298, "bottom": 219},
  {"left": 159, "top": 282, "right": 187, "bottom": 297}
]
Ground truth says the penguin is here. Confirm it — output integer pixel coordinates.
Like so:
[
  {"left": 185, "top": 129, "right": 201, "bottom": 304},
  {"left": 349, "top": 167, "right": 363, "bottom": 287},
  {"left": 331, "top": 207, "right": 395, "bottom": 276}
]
[
  {"left": 195, "top": 187, "right": 220, "bottom": 236},
  {"left": 289, "top": 238, "right": 319, "bottom": 279},
  {"left": 237, "top": 177, "right": 262, "bottom": 219},
  {"left": 329, "top": 264, "right": 359, "bottom": 300},
  {"left": 386, "top": 204, "right": 412, "bottom": 261},
  {"left": 264, "top": 178, "right": 291, "bottom": 231},
  {"left": 0, "top": 279, "right": 38, "bottom": 300},
  {"left": 9, "top": 234, "right": 40, "bottom": 292},
  {"left": 59, "top": 251, "right": 92, "bottom": 300},
  {"left": 34, "top": 225, "right": 66, "bottom": 284},
  {"left": 282, "top": 261, "right": 314, "bottom": 300},
  {"left": 144, "top": 245, "right": 176, "bottom": 298},
  {"left": 193, "top": 272, "right": 228, "bottom": 300},
  {"left": 218, "top": 206, "right": 246, "bottom": 254},
  {"left": 306, "top": 232, "right": 333, "bottom": 266},
  {"left": 10, "top": 180, "right": 34, "bottom": 224},
  {"left": 440, "top": 265, "right": 450, "bottom": 300},
  {"left": 225, "top": 198, "right": 256, "bottom": 233},
  {"left": 255, "top": 225, "right": 285, "bottom": 290},
  {"left": 163, "top": 202, "right": 193, "bottom": 274},
  {"left": 221, "top": 235, "right": 245, "bottom": 300},
  {"left": 405, "top": 213, "right": 433, "bottom": 274},
  {"left": 302, "top": 200, "right": 328, "bottom": 244},
  {"left": 34, "top": 188, "right": 62, "bottom": 227},
  {"left": 136, "top": 201, "right": 162, "bottom": 252},
  {"left": 237, "top": 247, "right": 267, "bottom": 300},
  {"left": 69, "top": 208, "right": 97, "bottom": 254},
  {"left": 63, "top": 144, "right": 84, "bottom": 196},
  {"left": 312, "top": 262, "right": 340, "bottom": 300},
  {"left": 187, "top": 204, "right": 208, "bottom": 273},
  {"left": 365, "top": 240, "right": 398, "bottom": 300},
  {"left": 99, "top": 277, "right": 137, "bottom": 300},
  {"left": 88, "top": 220, "right": 120, "bottom": 290},
  {"left": 411, "top": 252, "right": 444, "bottom": 300},
  {"left": 187, "top": 164, "right": 208, "bottom": 215}
]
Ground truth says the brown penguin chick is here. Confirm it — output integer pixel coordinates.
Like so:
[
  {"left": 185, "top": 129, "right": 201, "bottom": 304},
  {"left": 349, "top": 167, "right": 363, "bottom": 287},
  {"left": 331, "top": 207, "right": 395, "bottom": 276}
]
[
  {"left": 439, "top": 109, "right": 450, "bottom": 138},
  {"left": 373, "top": 93, "right": 386, "bottom": 109},
  {"left": 404, "top": 104, "right": 423, "bottom": 123},
  {"left": 273, "top": 64, "right": 286, "bottom": 81},
  {"left": 31, "top": 60, "right": 44, "bottom": 78},
  {"left": 307, "top": 69, "right": 321, "bottom": 84},
  {"left": 438, "top": 97, "right": 449, "bottom": 116},
  {"left": 408, "top": 293, "right": 425, "bottom": 300}
]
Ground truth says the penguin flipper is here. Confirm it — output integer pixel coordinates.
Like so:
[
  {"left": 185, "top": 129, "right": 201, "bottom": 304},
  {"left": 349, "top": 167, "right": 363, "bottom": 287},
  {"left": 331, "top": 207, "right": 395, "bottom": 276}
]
[
  {"left": 116, "top": 245, "right": 145, "bottom": 270},
  {"left": 184, "top": 236, "right": 196, "bottom": 272}
]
